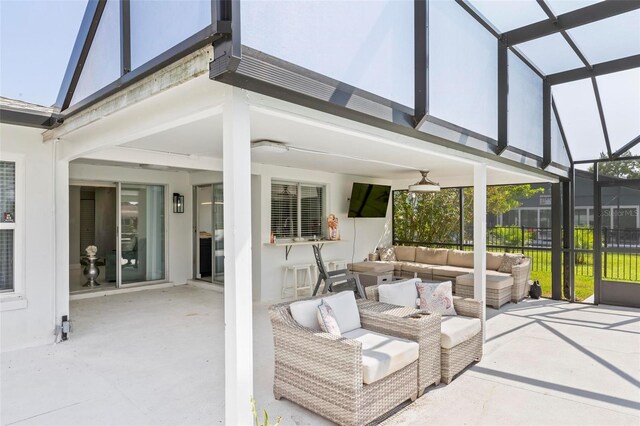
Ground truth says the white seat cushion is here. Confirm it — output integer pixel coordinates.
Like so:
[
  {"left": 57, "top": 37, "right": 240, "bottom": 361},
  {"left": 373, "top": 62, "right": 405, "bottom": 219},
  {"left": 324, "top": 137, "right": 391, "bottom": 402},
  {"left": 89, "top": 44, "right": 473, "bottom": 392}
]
[
  {"left": 378, "top": 278, "right": 420, "bottom": 308},
  {"left": 440, "top": 316, "right": 481, "bottom": 349},
  {"left": 290, "top": 291, "right": 361, "bottom": 333},
  {"left": 342, "top": 328, "right": 419, "bottom": 384}
]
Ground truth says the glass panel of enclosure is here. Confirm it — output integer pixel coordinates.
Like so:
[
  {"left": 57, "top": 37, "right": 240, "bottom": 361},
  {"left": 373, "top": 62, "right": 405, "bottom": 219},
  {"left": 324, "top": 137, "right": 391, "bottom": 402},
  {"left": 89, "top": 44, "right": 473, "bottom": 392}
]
[
  {"left": 574, "top": 172, "right": 596, "bottom": 301},
  {"left": 241, "top": 0, "right": 414, "bottom": 107},
  {"left": 508, "top": 51, "right": 543, "bottom": 157},
  {"left": 596, "top": 69, "right": 640, "bottom": 153},
  {"left": 70, "top": 0, "right": 121, "bottom": 106},
  {"left": 0, "top": 1, "right": 85, "bottom": 106},
  {"left": 545, "top": 0, "right": 603, "bottom": 15},
  {"left": 427, "top": 0, "right": 497, "bottom": 139},
  {"left": 567, "top": 10, "right": 640, "bottom": 64},
  {"left": 552, "top": 79, "right": 607, "bottom": 161},
  {"left": 130, "top": 0, "right": 212, "bottom": 69},
  {"left": 392, "top": 189, "right": 461, "bottom": 246},
  {"left": 599, "top": 177, "right": 640, "bottom": 284},
  {"left": 514, "top": 34, "right": 584, "bottom": 75},
  {"left": 467, "top": 0, "right": 547, "bottom": 32},
  {"left": 551, "top": 110, "right": 571, "bottom": 167},
  {"left": 120, "top": 184, "right": 165, "bottom": 284}
]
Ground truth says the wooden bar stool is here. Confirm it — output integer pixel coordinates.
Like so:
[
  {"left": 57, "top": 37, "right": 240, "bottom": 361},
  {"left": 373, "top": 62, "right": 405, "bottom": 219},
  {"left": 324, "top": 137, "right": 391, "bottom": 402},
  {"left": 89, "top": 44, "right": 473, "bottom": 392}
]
[{"left": 282, "top": 264, "right": 314, "bottom": 298}]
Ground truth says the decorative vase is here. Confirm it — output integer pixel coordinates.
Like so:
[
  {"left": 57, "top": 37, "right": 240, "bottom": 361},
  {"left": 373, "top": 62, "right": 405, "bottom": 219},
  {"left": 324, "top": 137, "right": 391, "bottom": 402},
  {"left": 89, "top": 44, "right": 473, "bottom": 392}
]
[{"left": 83, "top": 256, "right": 101, "bottom": 287}]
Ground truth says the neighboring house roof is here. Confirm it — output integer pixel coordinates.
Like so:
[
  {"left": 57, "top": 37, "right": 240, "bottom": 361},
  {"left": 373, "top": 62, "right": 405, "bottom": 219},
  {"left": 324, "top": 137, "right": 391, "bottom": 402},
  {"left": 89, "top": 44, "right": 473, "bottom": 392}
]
[{"left": 0, "top": 96, "right": 56, "bottom": 129}]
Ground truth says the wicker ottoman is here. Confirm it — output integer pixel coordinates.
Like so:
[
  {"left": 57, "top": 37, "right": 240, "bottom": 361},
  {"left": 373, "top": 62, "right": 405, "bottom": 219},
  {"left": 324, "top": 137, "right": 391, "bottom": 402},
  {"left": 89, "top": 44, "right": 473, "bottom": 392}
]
[{"left": 455, "top": 274, "right": 513, "bottom": 309}]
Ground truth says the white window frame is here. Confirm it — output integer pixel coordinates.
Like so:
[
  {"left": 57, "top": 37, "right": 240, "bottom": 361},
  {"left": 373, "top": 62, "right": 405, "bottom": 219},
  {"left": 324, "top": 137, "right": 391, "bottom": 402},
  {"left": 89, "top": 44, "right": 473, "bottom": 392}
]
[
  {"left": 0, "top": 153, "right": 26, "bottom": 311},
  {"left": 271, "top": 180, "right": 327, "bottom": 240}
]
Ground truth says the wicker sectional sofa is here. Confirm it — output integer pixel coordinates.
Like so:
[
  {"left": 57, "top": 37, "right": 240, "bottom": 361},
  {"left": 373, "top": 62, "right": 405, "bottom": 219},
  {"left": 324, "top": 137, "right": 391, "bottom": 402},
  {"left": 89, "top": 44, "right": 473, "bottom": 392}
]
[{"left": 350, "top": 246, "right": 532, "bottom": 304}]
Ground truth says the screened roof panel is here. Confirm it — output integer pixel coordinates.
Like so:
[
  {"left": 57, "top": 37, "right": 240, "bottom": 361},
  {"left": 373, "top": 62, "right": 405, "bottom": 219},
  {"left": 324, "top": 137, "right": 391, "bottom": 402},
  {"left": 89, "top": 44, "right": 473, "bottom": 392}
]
[
  {"left": 70, "top": 0, "right": 120, "bottom": 106},
  {"left": 596, "top": 69, "right": 640, "bottom": 153},
  {"left": 0, "top": 0, "right": 87, "bottom": 107},
  {"left": 553, "top": 79, "right": 607, "bottom": 161},
  {"left": 467, "top": 0, "right": 548, "bottom": 32},
  {"left": 545, "top": 0, "right": 603, "bottom": 16},
  {"left": 567, "top": 10, "right": 640, "bottom": 64},
  {"left": 515, "top": 33, "right": 585, "bottom": 75},
  {"left": 551, "top": 108, "right": 571, "bottom": 167}
]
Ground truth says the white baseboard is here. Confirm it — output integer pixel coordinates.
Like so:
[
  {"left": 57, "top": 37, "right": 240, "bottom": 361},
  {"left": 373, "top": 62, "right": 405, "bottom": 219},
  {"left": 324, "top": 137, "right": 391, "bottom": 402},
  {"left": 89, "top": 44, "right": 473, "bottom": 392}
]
[
  {"left": 186, "top": 279, "right": 224, "bottom": 293},
  {"left": 70, "top": 281, "right": 184, "bottom": 300}
]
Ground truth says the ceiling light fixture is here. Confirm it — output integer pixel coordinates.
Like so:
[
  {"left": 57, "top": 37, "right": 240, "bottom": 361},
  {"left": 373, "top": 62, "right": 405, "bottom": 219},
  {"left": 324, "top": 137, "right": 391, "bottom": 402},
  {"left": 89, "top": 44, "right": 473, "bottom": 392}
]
[
  {"left": 408, "top": 170, "right": 441, "bottom": 193},
  {"left": 251, "top": 140, "right": 290, "bottom": 153}
]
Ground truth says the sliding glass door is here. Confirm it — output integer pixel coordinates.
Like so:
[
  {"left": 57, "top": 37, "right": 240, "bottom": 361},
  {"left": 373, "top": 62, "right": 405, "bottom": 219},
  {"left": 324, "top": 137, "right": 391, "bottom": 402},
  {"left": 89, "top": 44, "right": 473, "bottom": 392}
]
[
  {"left": 120, "top": 184, "right": 166, "bottom": 285},
  {"left": 194, "top": 183, "right": 224, "bottom": 284}
]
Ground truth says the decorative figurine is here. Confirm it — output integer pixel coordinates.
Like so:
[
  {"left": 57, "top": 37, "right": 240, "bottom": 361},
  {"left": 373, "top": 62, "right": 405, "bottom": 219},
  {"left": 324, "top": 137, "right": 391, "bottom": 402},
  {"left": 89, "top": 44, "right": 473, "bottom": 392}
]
[{"left": 327, "top": 214, "right": 340, "bottom": 240}]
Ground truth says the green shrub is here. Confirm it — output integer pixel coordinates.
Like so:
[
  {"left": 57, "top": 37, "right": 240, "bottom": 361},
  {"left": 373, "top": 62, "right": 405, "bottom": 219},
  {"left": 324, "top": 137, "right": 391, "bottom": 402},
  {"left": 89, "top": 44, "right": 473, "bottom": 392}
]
[{"left": 489, "top": 226, "right": 533, "bottom": 248}]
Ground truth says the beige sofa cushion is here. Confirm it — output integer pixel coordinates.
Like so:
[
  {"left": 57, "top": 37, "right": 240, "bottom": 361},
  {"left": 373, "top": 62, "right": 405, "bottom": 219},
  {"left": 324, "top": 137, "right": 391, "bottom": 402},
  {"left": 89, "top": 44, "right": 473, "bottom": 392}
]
[
  {"left": 401, "top": 262, "right": 435, "bottom": 275},
  {"left": 415, "top": 247, "right": 449, "bottom": 265},
  {"left": 343, "top": 328, "right": 419, "bottom": 384},
  {"left": 394, "top": 245, "right": 416, "bottom": 262},
  {"left": 456, "top": 273, "right": 514, "bottom": 289},
  {"left": 486, "top": 252, "right": 504, "bottom": 270},
  {"left": 431, "top": 265, "right": 474, "bottom": 278},
  {"left": 448, "top": 250, "right": 474, "bottom": 268},
  {"left": 348, "top": 261, "right": 395, "bottom": 274},
  {"left": 440, "top": 316, "right": 481, "bottom": 349}
]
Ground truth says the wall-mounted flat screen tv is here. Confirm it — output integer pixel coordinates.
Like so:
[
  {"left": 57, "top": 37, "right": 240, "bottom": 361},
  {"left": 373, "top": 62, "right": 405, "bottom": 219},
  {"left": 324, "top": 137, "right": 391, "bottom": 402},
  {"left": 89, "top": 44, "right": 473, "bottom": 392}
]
[{"left": 348, "top": 183, "right": 391, "bottom": 218}]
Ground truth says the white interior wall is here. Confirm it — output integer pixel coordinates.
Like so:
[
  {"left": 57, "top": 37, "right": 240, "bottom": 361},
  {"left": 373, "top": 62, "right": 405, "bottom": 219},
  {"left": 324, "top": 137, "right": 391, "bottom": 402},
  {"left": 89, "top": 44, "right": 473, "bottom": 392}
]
[
  {"left": 69, "top": 163, "right": 193, "bottom": 287},
  {"left": 253, "top": 164, "right": 391, "bottom": 302},
  {"left": 0, "top": 124, "right": 56, "bottom": 351}
]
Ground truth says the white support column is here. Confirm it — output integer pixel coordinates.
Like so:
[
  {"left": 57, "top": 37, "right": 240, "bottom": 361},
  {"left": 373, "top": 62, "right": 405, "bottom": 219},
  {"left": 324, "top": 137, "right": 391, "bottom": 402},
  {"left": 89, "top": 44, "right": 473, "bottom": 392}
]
[
  {"left": 223, "top": 86, "right": 254, "bottom": 426},
  {"left": 473, "top": 163, "right": 487, "bottom": 342},
  {"left": 54, "top": 150, "right": 70, "bottom": 336}
]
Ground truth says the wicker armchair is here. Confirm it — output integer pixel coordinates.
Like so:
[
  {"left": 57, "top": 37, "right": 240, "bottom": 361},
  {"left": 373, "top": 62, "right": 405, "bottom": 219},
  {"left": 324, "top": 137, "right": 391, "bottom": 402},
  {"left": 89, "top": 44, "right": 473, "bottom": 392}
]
[
  {"left": 269, "top": 298, "right": 422, "bottom": 426},
  {"left": 365, "top": 285, "right": 483, "bottom": 385}
]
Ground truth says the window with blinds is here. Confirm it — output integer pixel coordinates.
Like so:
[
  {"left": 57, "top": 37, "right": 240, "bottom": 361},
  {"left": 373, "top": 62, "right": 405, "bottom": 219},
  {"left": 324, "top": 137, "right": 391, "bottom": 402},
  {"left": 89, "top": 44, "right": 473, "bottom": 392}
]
[
  {"left": 271, "top": 181, "right": 325, "bottom": 239},
  {"left": 0, "top": 160, "right": 15, "bottom": 292}
]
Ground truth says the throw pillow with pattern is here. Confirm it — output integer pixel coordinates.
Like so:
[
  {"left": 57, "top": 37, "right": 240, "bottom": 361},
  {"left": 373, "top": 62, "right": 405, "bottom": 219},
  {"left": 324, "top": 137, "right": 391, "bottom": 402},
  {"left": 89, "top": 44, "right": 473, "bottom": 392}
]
[
  {"left": 317, "top": 300, "right": 341, "bottom": 336},
  {"left": 498, "top": 253, "right": 524, "bottom": 273},
  {"left": 379, "top": 247, "right": 397, "bottom": 262},
  {"left": 416, "top": 281, "right": 457, "bottom": 316}
]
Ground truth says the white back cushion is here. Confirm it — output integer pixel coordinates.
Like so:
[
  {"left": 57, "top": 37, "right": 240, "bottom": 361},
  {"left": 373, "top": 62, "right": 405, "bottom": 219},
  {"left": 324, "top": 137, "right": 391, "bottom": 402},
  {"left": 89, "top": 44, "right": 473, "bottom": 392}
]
[
  {"left": 324, "top": 291, "right": 361, "bottom": 333},
  {"left": 378, "top": 278, "right": 420, "bottom": 308},
  {"left": 290, "top": 291, "right": 361, "bottom": 333},
  {"left": 290, "top": 298, "right": 323, "bottom": 331}
]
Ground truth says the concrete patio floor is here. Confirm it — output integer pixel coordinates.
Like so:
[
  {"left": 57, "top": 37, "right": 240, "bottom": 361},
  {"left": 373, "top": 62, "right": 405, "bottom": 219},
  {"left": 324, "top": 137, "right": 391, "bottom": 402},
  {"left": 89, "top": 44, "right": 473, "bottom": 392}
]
[{"left": 1, "top": 285, "right": 639, "bottom": 425}]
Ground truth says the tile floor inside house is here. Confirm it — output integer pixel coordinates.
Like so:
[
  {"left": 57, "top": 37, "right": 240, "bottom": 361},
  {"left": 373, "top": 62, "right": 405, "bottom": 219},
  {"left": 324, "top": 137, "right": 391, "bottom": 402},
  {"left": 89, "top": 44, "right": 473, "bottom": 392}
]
[{"left": 1, "top": 285, "right": 639, "bottom": 425}]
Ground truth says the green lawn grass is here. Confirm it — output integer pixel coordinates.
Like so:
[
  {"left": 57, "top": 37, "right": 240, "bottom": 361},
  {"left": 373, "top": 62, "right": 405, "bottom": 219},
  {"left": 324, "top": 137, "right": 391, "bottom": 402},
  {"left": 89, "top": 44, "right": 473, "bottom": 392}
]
[{"left": 525, "top": 251, "right": 639, "bottom": 302}]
